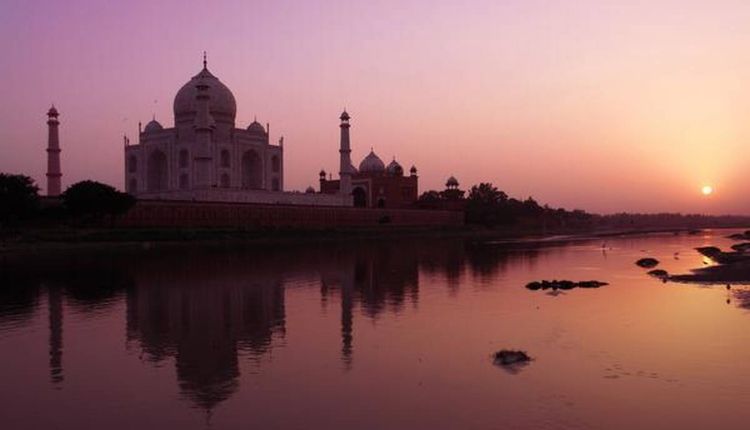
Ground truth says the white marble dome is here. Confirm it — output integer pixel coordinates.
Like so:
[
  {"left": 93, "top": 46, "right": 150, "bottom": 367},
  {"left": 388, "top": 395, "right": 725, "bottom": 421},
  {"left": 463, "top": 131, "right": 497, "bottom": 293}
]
[
  {"left": 247, "top": 120, "right": 266, "bottom": 136},
  {"left": 143, "top": 119, "right": 163, "bottom": 133},
  {"left": 173, "top": 67, "right": 237, "bottom": 125},
  {"left": 359, "top": 150, "right": 385, "bottom": 174}
]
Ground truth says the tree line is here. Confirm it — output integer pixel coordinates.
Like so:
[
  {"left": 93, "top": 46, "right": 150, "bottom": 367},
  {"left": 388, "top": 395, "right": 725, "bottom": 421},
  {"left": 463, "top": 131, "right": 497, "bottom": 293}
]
[
  {"left": 417, "top": 182, "right": 594, "bottom": 229},
  {"left": 0, "top": 173, "right": 135, "bottom": 229}
]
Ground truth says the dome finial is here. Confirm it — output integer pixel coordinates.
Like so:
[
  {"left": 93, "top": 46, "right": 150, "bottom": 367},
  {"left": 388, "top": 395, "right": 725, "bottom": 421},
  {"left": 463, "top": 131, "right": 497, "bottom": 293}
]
[{"left": 203, "top": 51, "right": 207, "bottom": 69}]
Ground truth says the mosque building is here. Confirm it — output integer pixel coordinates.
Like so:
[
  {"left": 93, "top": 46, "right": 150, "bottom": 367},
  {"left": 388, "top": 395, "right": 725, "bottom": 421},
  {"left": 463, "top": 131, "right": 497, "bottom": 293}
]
[
  {"left": 318, "top": 111, "right": 419, "bottom": 208},
  {"left": 121, "top": 56, "right": 420, "bottom": 209}
]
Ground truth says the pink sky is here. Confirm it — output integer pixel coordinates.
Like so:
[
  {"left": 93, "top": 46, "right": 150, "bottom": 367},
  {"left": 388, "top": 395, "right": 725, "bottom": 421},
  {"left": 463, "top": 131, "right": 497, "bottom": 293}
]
[{"left": 1, "top": 0, "right": 749, "bottom": 214}]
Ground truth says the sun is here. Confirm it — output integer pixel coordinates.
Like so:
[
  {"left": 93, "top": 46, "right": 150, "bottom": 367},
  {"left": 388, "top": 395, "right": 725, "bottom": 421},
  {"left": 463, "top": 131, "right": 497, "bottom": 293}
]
[{"left": 701, "top": 185, "right": 713, "bottom": 196}]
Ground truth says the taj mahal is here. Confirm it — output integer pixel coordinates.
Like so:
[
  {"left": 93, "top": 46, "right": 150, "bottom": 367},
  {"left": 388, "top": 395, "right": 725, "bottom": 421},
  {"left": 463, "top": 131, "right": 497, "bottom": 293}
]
[{"left": 119, "top": 56, "right": 420, "bottom": 208}]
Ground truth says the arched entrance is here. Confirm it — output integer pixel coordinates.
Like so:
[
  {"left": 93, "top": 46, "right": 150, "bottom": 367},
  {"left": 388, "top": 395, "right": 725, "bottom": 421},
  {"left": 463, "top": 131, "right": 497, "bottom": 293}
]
[
  {"left": 147, "top": 150, "right": 168, "bottom": 192},
  {"left": 241, "top": 150, "right": 262, "bottom": 189},
  {"left": 352, "top": 187, "right": 367, "bottom": 208}
]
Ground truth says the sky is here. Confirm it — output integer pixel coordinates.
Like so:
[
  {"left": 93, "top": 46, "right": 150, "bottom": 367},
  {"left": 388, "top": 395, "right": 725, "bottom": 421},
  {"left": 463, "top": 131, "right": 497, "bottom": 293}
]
[{"left": 1, "top": 0, "right": 749, "bottom": 214}]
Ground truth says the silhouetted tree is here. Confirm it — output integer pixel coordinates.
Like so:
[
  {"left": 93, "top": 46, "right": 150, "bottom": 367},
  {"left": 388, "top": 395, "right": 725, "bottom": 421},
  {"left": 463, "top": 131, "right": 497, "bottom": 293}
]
[
  {"left": 0, "top": 173, "right": 40, "bottom": 227},
  {"left": 418, "top": 190, "right": 442, "bottom": 203},
  {"left": 417, "top": 190, "right": 443, "bottom": 208},
  {"left": 465, "top": 183, "right": 509, "bottom": 226},
  {"left": 442, "top": 187, "right": 465, "bottom": 201},
  {"left": 62, "top": 180, "right": 135, "bottom": 225}
]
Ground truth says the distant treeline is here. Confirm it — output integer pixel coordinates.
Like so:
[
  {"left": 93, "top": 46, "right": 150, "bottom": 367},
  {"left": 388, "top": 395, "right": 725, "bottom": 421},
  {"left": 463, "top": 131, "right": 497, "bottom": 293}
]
[
  {"left": 417, "top": 182, "right": 750, "bottom": 230},
  {"left": 593, "top": 212, "right": 750, "bottom": 230}
]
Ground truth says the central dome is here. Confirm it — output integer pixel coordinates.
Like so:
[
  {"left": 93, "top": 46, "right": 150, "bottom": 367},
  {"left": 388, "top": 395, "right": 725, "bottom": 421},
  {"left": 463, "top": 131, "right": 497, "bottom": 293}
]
[
  {"left": 173, "top": 67, "right": 237, "bottom": 126},
  {"left": 359, "top": 150, "right": 385, "bottom": 174}
]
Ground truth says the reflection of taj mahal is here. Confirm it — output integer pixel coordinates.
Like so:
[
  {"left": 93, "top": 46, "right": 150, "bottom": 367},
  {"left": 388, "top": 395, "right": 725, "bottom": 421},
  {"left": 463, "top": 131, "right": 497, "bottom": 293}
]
[{"left": 123, "top": 56, "right": 419, "bottom": 208}]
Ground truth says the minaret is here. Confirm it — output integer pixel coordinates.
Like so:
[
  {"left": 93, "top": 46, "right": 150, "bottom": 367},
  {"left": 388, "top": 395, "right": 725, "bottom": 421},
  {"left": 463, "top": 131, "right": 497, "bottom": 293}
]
[
  {"left": 46, "top": 105, "right": 62, "bottom": 196},
  {"left": 193, "top": 53, "right": 216, "bottom": 188},
  {"left": 339, "top": 110, "right": 353, "bottom": 196}
]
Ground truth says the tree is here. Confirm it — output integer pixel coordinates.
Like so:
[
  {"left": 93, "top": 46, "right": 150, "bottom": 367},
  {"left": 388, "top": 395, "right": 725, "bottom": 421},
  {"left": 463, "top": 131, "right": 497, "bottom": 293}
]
[
  {"left": 465, "top": 183, "right": 509, "bottom": 226},
  {"left": 442, "top": 188, "right": 465, "bottom": 201},
  {"left": 62, "top": 180, "right": 135, "bottom": 225},
  {"left": 417, "top": 190, "right": 444, "bottom": 208},
  {"left": 0, "top": 173, "right": 40, "bottom": 226}
]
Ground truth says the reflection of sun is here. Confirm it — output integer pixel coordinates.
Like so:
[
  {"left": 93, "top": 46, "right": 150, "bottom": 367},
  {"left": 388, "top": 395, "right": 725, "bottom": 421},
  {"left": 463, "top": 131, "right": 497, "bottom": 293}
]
[{"left": 702, "top": 185, "right": 713, "bottom": 196}]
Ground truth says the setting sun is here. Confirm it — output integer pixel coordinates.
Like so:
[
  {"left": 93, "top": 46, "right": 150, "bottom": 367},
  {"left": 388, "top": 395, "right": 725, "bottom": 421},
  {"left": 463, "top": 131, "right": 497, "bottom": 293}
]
[{"left": 702, "top": 185, "right": 714, "bottom": 196}]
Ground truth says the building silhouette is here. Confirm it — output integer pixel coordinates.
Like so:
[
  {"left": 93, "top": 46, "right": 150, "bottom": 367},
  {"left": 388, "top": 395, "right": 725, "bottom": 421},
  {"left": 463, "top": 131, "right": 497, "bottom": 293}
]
[{"left": 319, "top": 112, "right": 419, "bottom": 208}]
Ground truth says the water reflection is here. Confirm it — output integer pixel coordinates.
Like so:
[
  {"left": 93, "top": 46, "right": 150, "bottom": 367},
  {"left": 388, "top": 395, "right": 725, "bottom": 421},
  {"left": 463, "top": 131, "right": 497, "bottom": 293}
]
[
  {"left": 0, "top": 239, "right": 539, "bottom": 412},
  {"left": 48, "top": 286, "right": 63, "bottom": 385},
  {"left": 124, "top": 254, "right": 286, "bottom": 411}
]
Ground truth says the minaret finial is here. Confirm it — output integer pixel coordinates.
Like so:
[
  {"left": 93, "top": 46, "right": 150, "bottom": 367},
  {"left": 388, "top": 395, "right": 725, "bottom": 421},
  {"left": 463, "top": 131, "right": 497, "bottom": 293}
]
[{"left": 203, "top": 51, "right": 207, "bottom": 69}]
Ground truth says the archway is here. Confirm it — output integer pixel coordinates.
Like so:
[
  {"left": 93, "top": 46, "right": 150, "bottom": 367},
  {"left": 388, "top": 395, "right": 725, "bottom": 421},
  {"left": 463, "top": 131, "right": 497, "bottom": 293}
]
[
  {"left": 147, "top": 150, "right": 168, "bottom": 192},
  {"left": 241, "top": 150, "right": 262, "bottom": 189},
  {"left": 128, "top": 155, "right": 138, "bottom": 173},
  {"left": 352, "top": 187, "right": 367, "bottom": 208},
  {"left": 220, "top": 173, "right": 230, "bottom": 188},
  {"left": 179, "top": 149, "right": 189, "bottom": 168},
  {"left": 220, "top": 149, "right": 230, "bottom": 168},
  {"left": 179, "top": 174, "right": 189, "bottom": 190}
]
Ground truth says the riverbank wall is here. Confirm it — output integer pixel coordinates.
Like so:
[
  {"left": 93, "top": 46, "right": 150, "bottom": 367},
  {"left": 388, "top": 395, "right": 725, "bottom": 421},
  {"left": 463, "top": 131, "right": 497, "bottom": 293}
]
[{"left": 116, "top": 199, "right": 464, "bottom": 229}]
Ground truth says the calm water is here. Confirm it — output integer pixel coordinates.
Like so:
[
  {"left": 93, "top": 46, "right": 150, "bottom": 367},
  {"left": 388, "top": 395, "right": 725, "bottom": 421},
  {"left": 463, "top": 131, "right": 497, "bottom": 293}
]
[{"left": 1, "top": 230, "right": 749, "bottom": 429}]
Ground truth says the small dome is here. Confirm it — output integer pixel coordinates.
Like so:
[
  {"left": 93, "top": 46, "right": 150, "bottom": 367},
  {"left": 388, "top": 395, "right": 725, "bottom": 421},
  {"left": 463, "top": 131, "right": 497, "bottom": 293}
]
[
  {"left": 144, "top": 119, "right": 163, "bottom": 133},
  {"left": 410, "top": 165, "right": 418, "bottom": 174},
  {"left": 173, "top": 66, "right": 237, "bottom": 126},
  {"left": 319, "top": 169, "right": 327, "bottom": 177},
  {"left": 305, "top": 186, "right": 316, "bottom": 194},
  {"left": 359, "top": 149, "right": 385, "bottom": 174},
  {"left": 247, "top": 120, "right": 266, "bottom": 135},
  {"left": 47, "top": 105, "right": 59, "bottom": 117},
  {"left": 340, "top": 110, "right": 350, "bottom": 121},
  {"left": 386, "top": 158, "right": 404, "bottom": 176},
  {"left": 446, "top": 176, "right": 459, "bottom": 187}
]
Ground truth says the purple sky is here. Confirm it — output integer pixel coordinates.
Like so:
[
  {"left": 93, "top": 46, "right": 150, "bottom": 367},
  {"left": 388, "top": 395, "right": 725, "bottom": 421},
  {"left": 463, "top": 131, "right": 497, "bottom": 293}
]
[{"left": 2, "top": 0, "right": 750, "bottom": 214}]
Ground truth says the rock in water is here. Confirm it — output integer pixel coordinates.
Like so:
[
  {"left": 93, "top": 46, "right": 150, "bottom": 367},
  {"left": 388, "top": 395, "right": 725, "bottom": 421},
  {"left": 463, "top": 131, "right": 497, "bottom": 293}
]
[
  {"left": 731, "top": 243, "right": 750, "bottom": 253},
  {"left": 525, "top": 280, "right": 608, "bottom": 291},
  {"left": 525, "top": 281, "right": 542, "bottom": 291},
  {"left": 647, "top": 269, "right": 669, "bottom": 280},
  {"left": 727, "top": 231, "right": 750, "bottom": 241},
  {"left": 696, "top": 246, "right": 750, "bottom": 264},
  {"left": 493, "top": 350, "right": 532, "bottom": 366},
  {"left": 577, "top": 280, "right": 609, "bottom": 288},
  {"left": 636, "top": 258, "right": 660, "bottom": 268}
]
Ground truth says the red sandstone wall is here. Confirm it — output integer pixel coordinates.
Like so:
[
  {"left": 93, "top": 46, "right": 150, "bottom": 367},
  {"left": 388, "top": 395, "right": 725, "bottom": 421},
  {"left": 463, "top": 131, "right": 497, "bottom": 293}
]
[{"left": 118, "top": 200, "right": 463, "bottom": 228}]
